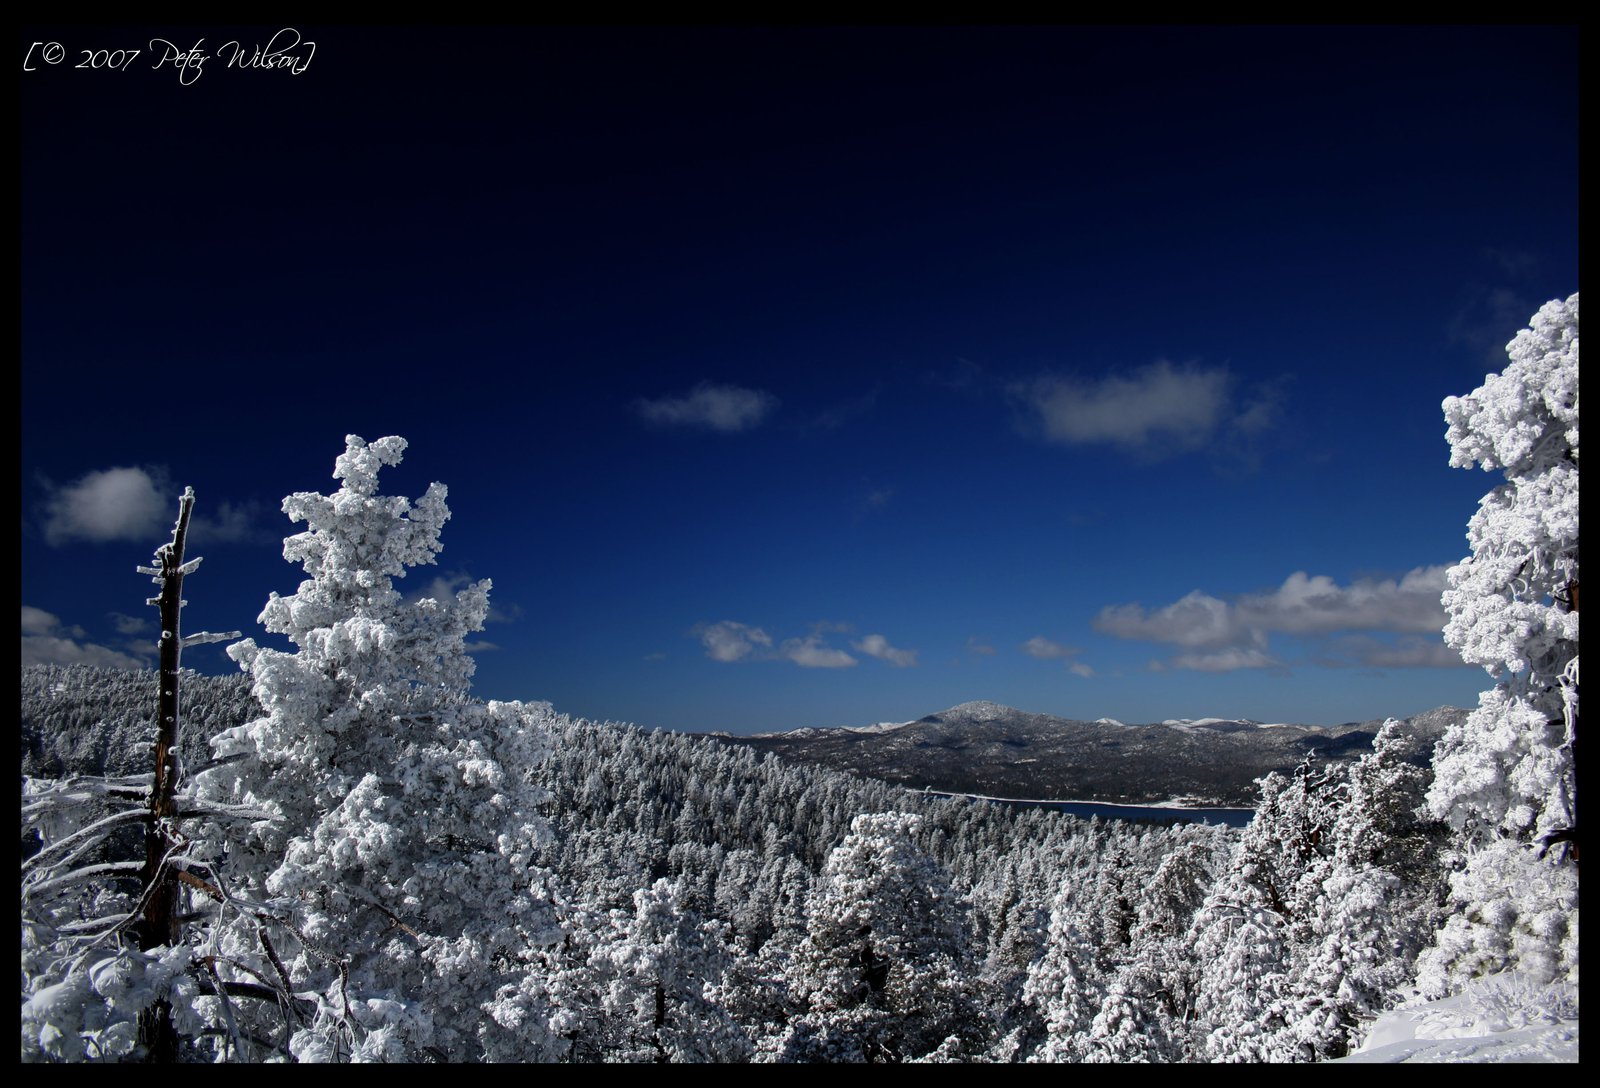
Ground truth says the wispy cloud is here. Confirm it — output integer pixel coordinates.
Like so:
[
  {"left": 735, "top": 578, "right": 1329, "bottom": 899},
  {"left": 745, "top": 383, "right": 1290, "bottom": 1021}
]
[
  {"left": 781, "top": 636, "right": 857, "bottom": 668},
  {"left": 1021, "top": 635, "right": 1083, "bottom": 661},
  {"left": 1448, "top": 284, "right": 1538, "bottom": 367},
  {"left": 856, "top": 482, "right": 895, "bottom": 518},
  {"left": 1024, "top": 363, "right": 1248, "bottom": 451},
  {"left": 1018, "top": 361, "right": 1275, "bottom": 455},
  {"left": 694, "top": 620, "right": 863, "bottom": 668},
  {"left": 1095, "top": 566, "right": 1461, "bottom": 672},
  {"left": 853, "top": 634, "right": 917, "bottom": 667},
  {"left": 190, "top": 499, "right": 268, "bottom": 545},
  {"left": 404, "top": 572, "right": 523, "bottom": 625},
  {"left": 634, "top": 382, "right": 778, "bottom": 432},
  {"left": 1022, "top": 635, "right": 1092, "bottom": 674},
  {"left": 1170, "top": 648, "right": 1280, "bottom": 673},
  {"left": 696, "top": 620, "right": 773, "bottom": 663},
  {"left": 966, "top": 636, "right": 997, "bottom": 656},
  {"left": 108, "top": 612, "right": 151, "bottom": 635},
  {"left": 1318, "top": 635, "right": 1467, "bottom": 670},
  {"left": 20, "top": 606, "right": 148, "bottom": 671}
]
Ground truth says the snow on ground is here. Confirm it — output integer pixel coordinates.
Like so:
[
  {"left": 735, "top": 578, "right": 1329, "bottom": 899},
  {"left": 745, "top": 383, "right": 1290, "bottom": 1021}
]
[
  {"left": 1342, "top": 972, "right": 1578, "bottom": 1063},
  {"left": 844, "top": 720, "right": 915, "bottom": 735}
]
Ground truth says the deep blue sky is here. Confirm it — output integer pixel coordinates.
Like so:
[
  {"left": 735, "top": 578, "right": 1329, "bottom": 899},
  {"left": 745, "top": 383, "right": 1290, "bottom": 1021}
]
[{"left": 21, "top": 25, "right": 1578, "bottom": 733}]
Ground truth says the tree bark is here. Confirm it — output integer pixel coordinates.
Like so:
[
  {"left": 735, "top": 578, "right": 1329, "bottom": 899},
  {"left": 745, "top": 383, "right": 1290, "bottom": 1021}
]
[{"left": 137, "top": 489, "right": 194, "bottom": 1062}]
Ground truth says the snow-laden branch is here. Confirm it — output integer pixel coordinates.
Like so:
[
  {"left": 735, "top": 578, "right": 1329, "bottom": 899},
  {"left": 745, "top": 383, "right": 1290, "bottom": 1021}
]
[
  {"left": 182, "top": 629, "right": 240, "bottom": 648},
  {"left": 21, "top": 805, "right": 150, "bottom": 873},
  {"left": 25, "top": 860, "right": 145, "bottom": 899}
]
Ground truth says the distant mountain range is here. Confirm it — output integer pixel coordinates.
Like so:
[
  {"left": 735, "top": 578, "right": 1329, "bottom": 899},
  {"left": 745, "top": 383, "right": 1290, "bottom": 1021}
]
[{"left": 706, "top": 700, "right": 1469, "bottom": 807}]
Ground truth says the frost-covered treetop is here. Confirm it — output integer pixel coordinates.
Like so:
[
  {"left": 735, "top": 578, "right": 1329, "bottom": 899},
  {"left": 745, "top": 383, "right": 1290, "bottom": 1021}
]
[
  {"left": 245, "top": 434, "right": 484, "bottom": 693},
  {"left": 220, "top": 435, "right": 490, "bottom": 806},
  {"left": 270, "top": 435, "right": 452, "bottom": 621},
  {"left": 1444, "top": 293, "right": 1579, "bottom": 478},
  {"left": 1439, "top": 294, "right": 1578, "bottom": 678}
]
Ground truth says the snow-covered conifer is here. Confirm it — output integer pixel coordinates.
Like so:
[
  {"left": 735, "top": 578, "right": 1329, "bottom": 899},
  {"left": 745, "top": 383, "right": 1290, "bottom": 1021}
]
[
  {"left": 196, "top": 435, "right": 564, "bottom": 1061},
  {"left": 583, "top": 878, "right": 751, "bottom": 1062},
  {"left": 1419, "top": 294, "right": 1579, "bottom": 994},
  {"left": 1276, "top": 720, "right": 1450, "bottom": 1058},
  {"left": 1183, "top": 761, "right": 1343, "bottom": 1062},
  {"left": 765, "top": 813, "right": 984, "bottom": 1062},
  {"left": 1023, "top": 876, "right": 1110, "bottom": 1062}
]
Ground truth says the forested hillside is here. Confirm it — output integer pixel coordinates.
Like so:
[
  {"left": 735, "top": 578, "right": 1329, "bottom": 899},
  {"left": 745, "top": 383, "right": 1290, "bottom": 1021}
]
[
  {"left": 715, "top": 700, "right": 1467, "bottom": 806},
  {"left": 21, "top": 659, "right": 1451, "bottom": 1062},
  {"left": 21, "top": 664, "right": 254, "bottom": 779}
]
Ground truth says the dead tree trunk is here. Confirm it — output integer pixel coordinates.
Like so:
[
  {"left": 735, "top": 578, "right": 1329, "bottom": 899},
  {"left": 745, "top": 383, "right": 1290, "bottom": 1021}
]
[{"left": 136, "top": 487, "right": 195, "bottom": 1061}]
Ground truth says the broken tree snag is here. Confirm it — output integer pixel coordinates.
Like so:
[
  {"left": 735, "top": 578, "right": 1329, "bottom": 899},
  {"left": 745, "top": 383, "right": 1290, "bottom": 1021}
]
[
  {"left": 140, "top": 487, "right": 194, "bottom": 957},
  {"left": 136, "top": 487, "right": 195, "bottom": 1062},
  {"left": 133, "top": 489, "right": 243, "bottom": 1061}
]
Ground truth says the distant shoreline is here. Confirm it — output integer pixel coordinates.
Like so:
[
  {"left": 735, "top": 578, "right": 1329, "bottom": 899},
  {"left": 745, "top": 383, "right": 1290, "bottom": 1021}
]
[
  {"left": 915, "top": 788, "right": 1255, "bottom": 826},
  {"left": 916, "top": 787, "right": 1245, "bottom": 812}
]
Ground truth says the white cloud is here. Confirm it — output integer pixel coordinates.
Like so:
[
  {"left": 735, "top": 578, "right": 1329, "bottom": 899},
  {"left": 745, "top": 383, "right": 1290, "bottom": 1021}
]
[
  {"left": 1449, "top": 284, "right": 1539, "bottom": 366},
  {"left": 1095, "top": 566, "right": 1459, "bottom": 672},
  {"left": 411, "top": 573, "right": 476, "bottom": 604},
  {"left": 634, "top": 382, "right": 778, "bottom": 432},
  {"left": 21, "top": 605, "right": 147, "bottom": 671},
  {"left": 1095, "top": 567, "right": 1450, "bottom": 649},
  {"left": 190, "top": 499, "right": 265, "bottom": 545},
  {"left": 1239, "top": 567, "right": 1449, "bottom": 636},
  {"left": 404, "top": 572, "right": 522, "bottom": 624},
  {"left": 697, "top": 619, "right": 864, "bottom": 668},
  {"left": 463, "top": 640, "right": 500, "bottom": 654},
  {"left": 780, "top": 636, "right": 857, "bottom": 668},
  {"left": 1068, "top": 662, "right": 1095, "bottom": 678},
  {"left": 852, "top": 634, "right": 917, "bottom": 667},
  {"left": 1021, "top": 635, "right": 1083, "bottom": 660},
  {"left": 41, "top": 466, "right": 265, "bottom": 548},
  {"left": 108, "top": 612, "right": 151, "bottom": 635},
  {"left": 1170, "top": 648, "right": 1279, "bottom": 673},
  {"left": 697, "top": 620, "right": 773, "bottom": 663},
  {"left": 966, "top": 636, "right": 997, "bottom": 656},
  {"left": 1322, "top": 635, "right": 1469, "bottom": 670},
  {"left": 1093, "top": 591, "right": 1252, "bottom": 649},
  {"left": 43, "top": 466, "right": 169, "bottom": 545},
  {"left": 22, "top": 605, "right": 77, "bottom": 637},
  {"left": 1022, "top": 361, "right": 1259, "bottom": 452}
]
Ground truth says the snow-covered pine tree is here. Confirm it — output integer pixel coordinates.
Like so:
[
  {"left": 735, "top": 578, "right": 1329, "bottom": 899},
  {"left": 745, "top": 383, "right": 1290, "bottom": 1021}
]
[
  {"left": 1417, "top": 294, "right": 1579, "bottom": 994},
  {"left": 1073, "top": 828, "right": 1226, "bottom": 1063},
  {"left": 764, "top": 813, "right": 985, "bottom": 1062},
  {"left": 1023, "top": 870, "right": 1113, "bottom": 1062},
  {"left": 1183, "top": 762, "right": 1343, "bottom": 1063},
  {"left": 195, "top": 435, "right": 564, "bottom": 1061},
  {"left": 582, "top": 877, "right": 752, "bottom": 1062},
  {"left": 1275, "top": 721, "right": 1449, "bottom": 1060}
]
